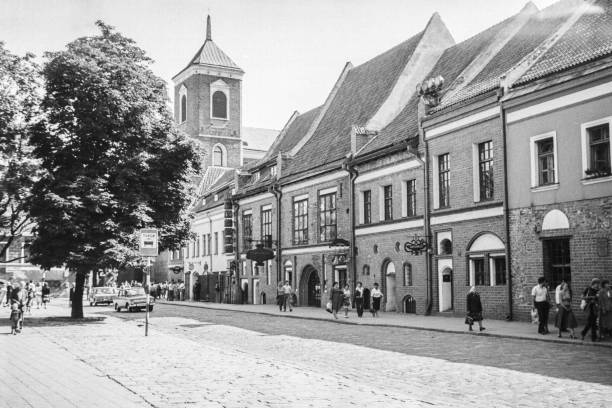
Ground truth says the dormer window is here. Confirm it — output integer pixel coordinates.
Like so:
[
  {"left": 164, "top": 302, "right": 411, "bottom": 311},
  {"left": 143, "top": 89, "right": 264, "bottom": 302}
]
[
  {"left": 270, "top": 165, "right": 277, "bottom": 178},
  {"left": 214, "top": 194, "right": 218, "bottom": 201},
  {"left": 253, "top": 171, "right": 260, "bottom": 182}
]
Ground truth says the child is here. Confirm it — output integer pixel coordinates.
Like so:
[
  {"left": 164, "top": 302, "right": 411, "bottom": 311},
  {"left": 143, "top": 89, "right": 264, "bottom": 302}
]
[{"left": 10, "top": 303, "right": 20, "bottom": 335}]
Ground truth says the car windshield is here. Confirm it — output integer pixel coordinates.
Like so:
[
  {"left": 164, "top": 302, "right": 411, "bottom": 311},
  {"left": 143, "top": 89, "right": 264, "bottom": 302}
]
[
  {"left": 126, "top": 288, "right": 145, "bottom": 297},
  {"left": 95, "top": 287, "right": 115, "bottom": 294}
]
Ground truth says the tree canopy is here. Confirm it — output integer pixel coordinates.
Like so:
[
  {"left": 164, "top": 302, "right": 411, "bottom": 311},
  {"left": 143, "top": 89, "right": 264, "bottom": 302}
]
[
  {"left": 0, "top": 42, "right": 41, "bottom": 262},
  {"left": 27, "top": 22, "right": 201, "bottom": 317}
]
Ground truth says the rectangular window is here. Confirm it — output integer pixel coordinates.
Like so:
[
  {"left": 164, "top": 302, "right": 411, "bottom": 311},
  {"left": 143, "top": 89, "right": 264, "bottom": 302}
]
[
  {"left": 493, "top": 257, "right": 506, "bottom": 285},
  {"left": 383, "top": 185, "right": 393, "bottom": 221},
  {"left": 214, "top": 232, "right": 219, "bottom": 255},
  {"left": 270, "top": 165, "right": 277, "bottom": 178},
  {"left": 438, "top": 153, "right": 450, "bottom": 208},
  {"left": 478, "top": 141, "right": 494, "bottom": 201},
  {"left": 587, "top": 123, "right": 610, "bottom": 176},
  {"left": 318, "top": 193, "right": 337, "bottom": 242},
  {"left": 543, "top": 238, "right": 571, "bottom": 290},
  {"left": 406, "top": 180, "right": 416, "bottom": 217},
  {"left": 261, "top": 208, "right": 272, "bottom": 247},
  {"left": 242, "top": 212, "right": 252, "bottom": 251},
  {"left": 363, "top": 190, "right": 371, "bottom": 224},
  {"left": 537, "top": 138, "right": 555, "bottom": 186},
  {"left": 207, "top": 234, "right": 211, "bottom": 255},
  {"left": 473, "top": 258, "right": 486, "bottom": 286},
  {"left": 293, "top": 198, "right": 308, "bottom": 245},
  {"left": 202, "top": 234, "right": 207, "bottom": 256}
]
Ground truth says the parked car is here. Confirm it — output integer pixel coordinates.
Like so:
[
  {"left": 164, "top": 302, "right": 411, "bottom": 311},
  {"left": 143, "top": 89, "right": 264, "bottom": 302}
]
[
  {"left": 88, "top": 286, "right": 117, "bottom": 306},
  {"left": 114, "top": 287, "right": 154, "bottom": 312}
]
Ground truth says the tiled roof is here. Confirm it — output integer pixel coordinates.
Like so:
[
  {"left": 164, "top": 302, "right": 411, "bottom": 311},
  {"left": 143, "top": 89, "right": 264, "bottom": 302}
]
[
  {"left": 439, "top": 4, "right": 571, "bottom": 108},
  {"left": 272, "top": 107, "right": 322, "bottom": 158},
  {"left": 242, "top": 127, "right": 279, "bottom": 152},
  {"left": 189, "top": 39, "right": 242, "bottom": 71},
  {"left": 197, "top": 167, "right": 233, "bottom": 196},
  {"left": 192, "top": 170, "right": 235, "bottom": 213},
  {"left": 517, "top": 0, "right": 612, "bottom": 85},
  {"left": 284, "top": 30, "right": 426, "bottom": 176}
]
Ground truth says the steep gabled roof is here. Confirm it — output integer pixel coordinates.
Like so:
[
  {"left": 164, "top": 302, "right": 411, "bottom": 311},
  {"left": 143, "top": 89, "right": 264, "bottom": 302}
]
[
  {"left": 284, "top": 30, "right": 428, "bottom": 176},
  {"left": 271, "top": 106, "right": 322, "bottom": 158},
  {"left": 517, "top": 0, "right": 612, "bottom": 85}
]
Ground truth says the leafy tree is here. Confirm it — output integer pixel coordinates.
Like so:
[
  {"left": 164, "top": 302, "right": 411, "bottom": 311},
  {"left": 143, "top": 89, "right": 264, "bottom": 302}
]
[
  {"left": 28, "top": 22, "right": 201, "bottom": 318},
  {"left": 0, "top": 42, "right": 41, "bottom": 262}
]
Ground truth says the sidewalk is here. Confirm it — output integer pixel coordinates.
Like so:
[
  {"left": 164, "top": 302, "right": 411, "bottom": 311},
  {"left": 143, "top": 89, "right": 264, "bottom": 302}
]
[{"left": 159, "top": 300, "right": 612, "bottom": 348}]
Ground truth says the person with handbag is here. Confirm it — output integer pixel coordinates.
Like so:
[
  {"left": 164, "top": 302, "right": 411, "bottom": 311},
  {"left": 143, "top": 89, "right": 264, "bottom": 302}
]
[
  {"left": 581, "top": 278, "right": 600, "bottom": 342},
  {"left": 466, "top": 286, "right": 485, "bottom": 332},
  {"left": 532, "top": 277, "right": 551, "bottom": 335},
  {"left": 554, "top": 282, "right": 577, "bottom": 338}
]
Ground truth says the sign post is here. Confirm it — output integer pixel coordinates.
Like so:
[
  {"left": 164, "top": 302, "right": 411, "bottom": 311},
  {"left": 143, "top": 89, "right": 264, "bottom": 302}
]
[{"left": 139, "top": 228, "right": 158, "bottom": 337}]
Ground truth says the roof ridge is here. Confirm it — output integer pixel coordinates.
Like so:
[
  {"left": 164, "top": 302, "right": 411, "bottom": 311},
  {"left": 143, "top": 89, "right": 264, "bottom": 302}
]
[
  {"left": 288, "top": 62, "right": 353, "bottom": 156},
  {"left": 366, "top": 12, "right": 454, "bottom": 131},
  {"left": 440, "top": 1, "right": 537, "bottom": 105},
  {"left": 502, "top": 0, "right": 593, "bottom": 89},
  {"left": 261, "top": 110, "right": 300, "bottom": 162}
]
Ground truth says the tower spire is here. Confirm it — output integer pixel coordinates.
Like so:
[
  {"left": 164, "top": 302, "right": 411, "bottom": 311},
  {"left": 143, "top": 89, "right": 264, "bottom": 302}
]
[{"left": 206, "top": 15, "right": 212, "bottom": 41}]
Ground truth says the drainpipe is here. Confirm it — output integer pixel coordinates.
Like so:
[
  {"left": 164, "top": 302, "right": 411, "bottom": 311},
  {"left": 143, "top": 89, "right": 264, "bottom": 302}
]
[
  {"left": 342, "top": 159, "right": 359, "bottom": 291},
  {"left": 232, "top": 201, "right": 240, "bottom": 304},
  {"left": 416, "top": 101, "right": 433, "bottom": 316},
  {"left": 500, "top": 97, "right": 513, "bottom": 321},
  {"left": 269, "top": 183, "right": 283, "bottom": 284}
]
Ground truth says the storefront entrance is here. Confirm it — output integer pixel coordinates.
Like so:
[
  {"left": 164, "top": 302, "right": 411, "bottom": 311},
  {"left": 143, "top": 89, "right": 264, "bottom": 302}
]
[{"left": 300, "top": 265, "right": 321, "bottom": 307}]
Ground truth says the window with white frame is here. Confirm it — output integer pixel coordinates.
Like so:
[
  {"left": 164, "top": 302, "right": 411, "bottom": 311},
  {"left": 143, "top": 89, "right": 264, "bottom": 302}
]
[
  {"left": 212, "top": 144, "right": 225, "bottom": 167},
  {"left": 478, "top": 141, "right": 494, "bottom": 201},
  {"left": 293, "top": 197, "right": 308, "bottom": 245},
  {"left": 467, "top": 233, "right": 506, "bottom": 286},
  {"left": 362, "top": 190, "right": 371, "bottom": 224},
  {"left": 383, "top": 185, "right": 393, "bottom": 221},
  {"left": 210, "top": 80, "right": 230, "bottom": 120},
  {"left": 529, "top": 132, "right": 558, "bottom": 188},
  {"left": 270, "top": 165, "right": 277, "bottom": 178},
  {"left": 438, "top": 153, "right": 450, "bottom": 208},
  {"left": 405, "top": 179, "right": 416, "bottom": 217},
  {"left": 318, "top": 192, "right": 337, "bottom": 242},
  {"left": 581, "top": 118, "right": 611, "bottom": 179}
]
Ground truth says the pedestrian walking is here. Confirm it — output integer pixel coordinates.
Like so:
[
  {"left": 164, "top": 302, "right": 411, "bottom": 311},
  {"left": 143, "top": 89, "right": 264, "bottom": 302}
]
[
  {"left": 330, "top": 282, "right": 344, "bottom": 319},
  {"left": 41, "top": 282, "right": 50, "bottom": 309},
  {"left": 69, "top": 283, "right": 75, "bottom": 307},
  {"left": 282, "top": 280, "right": 293, "bottom": 312},
  {"left": 10, "top": 286, "right": 24, "bottom": 333},
  {"left": 554, "top": 282, "right": 577, "bottom": 339},
  {"left": 0, "top": 282, "right": 6, "bottom": 307},
  {"left": 581, "top": 278, "right": 600, "bottom": 342},
  {"left": 10, "top": 303, "right": 21, "bottom": 335},
  {"left": 5, "top": 281, "right": 12, "bottom": 307},
  {"left": 465, "top": 286, "right": 485, "bottom": 332},
  {"left": 532, "top": 277, "right": 551, "bottom": 335},
  {"left": 354, "top": 282, "right": 364, "bottom": 318},
  {"left": 35, "top": 282, "right": 42, "bottom": 309},
  {"left": 342, "top": 284, "right": 351, "bottom": 318},
  {"left": 370, "top": 283, "right": 383, "bottom": 317},
  {"left": 25, "top": 281, "right": 34, "bottom": 313},
  {"left": 276, "top": 283, "right": 284, "bottom": 311},
  {"left": 598, "top": 280, "right": 612, "bottom": 340}
]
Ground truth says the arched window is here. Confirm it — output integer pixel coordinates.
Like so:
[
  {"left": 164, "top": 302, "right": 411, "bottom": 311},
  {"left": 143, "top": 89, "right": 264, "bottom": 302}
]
[
  {"left": 363, "top": 264, "right": 370, "bottom": 276},
  {"left": 212, "top": 144, "right": 224, "bottom": 167},
  {"left": 467, "top": 232, "right": 506, "bottom": 287},
  {"left": 180, "top": 95, "right": 187, "bottom": 122},
  {"left": 403, "top": 262, "right": 412, "bottom": 286},
  {"left": 283, "top": 260, "right": 293, "bottom": 283},
  {"left": 212, "top": 91, "right": 227, "bottom": 119}
]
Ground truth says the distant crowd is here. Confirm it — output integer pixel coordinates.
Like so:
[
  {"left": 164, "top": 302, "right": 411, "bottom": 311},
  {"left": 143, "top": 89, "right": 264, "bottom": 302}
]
[
  {"left": 1, "top": 280, "right": 51, "bottom": 335},
  {"left": 149, "top": 281, "right": 186, "bottom": 302}
]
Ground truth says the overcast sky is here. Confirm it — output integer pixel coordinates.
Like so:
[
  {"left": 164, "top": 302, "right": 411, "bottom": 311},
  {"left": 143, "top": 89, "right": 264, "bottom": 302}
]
[{"left": 1, "top": 0, "right": 558, "bottom": 130}]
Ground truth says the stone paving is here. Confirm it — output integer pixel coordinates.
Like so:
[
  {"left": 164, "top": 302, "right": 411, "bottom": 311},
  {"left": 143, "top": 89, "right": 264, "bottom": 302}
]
[{"left": 1, "top": 303, "right": 611, "bottom": 407}]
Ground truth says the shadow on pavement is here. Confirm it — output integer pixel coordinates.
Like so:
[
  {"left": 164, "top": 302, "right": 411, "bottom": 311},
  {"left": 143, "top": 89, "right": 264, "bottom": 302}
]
[{"left": 0, "top": 316, "right": 107, "bottom": 328}]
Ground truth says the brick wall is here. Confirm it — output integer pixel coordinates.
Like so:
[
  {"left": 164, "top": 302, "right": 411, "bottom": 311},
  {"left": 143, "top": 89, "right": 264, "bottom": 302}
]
[{"left": 510, "top": 197, "right": 612, "bottom": 322}]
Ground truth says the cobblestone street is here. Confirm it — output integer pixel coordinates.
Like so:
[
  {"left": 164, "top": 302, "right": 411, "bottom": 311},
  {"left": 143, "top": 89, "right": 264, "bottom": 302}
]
[{"left": 2, "top": 302, "right": 611, "bottom": 407}]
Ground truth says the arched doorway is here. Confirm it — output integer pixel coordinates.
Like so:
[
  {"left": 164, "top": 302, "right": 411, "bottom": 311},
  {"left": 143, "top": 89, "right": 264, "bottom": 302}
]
[
  {"left": 383, "top": 260, "right": 397, "bottom": 312},
  {"left": 403, "top": 295, "right": 416, "bottom": 313},
  {"left": 299, "top": 265, "right": 321, "bottom": 307}
]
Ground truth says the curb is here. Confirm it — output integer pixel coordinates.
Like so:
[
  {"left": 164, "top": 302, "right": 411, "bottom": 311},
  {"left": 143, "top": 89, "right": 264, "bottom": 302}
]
[{"left": 157, "top": 301, "right": 612, "bottom": 349}]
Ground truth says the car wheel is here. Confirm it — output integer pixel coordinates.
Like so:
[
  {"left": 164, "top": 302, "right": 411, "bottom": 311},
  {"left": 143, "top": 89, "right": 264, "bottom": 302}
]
[
  {"left": 148, "top": 305, "right": 153, "bottom": 312},
  {"left": 115, "top": 303, "right": 120, "bottom": 312},
  {"left": 89, "top": 302, "right": 93, "bottom": 306},
  {"left": 126, "top": 303, "right": 131, "bottom": 312}
]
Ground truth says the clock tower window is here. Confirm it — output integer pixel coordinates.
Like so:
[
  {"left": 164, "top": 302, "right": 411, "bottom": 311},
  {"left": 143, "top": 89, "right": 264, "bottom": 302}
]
[{"left": 212, "top": 90, "right": 228, "bottom": 119}]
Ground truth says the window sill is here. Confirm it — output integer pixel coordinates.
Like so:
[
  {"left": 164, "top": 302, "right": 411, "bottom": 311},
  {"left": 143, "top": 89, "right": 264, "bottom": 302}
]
[
  {"left": 582, "top": 175, "right": 612, "bottom": 185},
  {"left": 211, "top": 116, "right": 229, "bottom": 121},
  {"left": 530, "top": 183, "right": 559, "bottom": 193}
]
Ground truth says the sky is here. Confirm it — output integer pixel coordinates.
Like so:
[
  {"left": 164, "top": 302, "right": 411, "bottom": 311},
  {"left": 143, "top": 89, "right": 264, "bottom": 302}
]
[{"left": 0, "top": 0, "right": 559, "bottom": 131}]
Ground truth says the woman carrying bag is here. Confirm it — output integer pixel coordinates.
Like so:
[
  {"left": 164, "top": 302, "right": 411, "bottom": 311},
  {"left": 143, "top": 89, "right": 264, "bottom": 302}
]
[{"left": 466, "top": 286, "right": 485, "bottom": 332}]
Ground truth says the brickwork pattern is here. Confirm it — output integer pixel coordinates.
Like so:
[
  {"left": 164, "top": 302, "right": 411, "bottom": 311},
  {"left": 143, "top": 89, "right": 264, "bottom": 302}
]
[{"left": 510, "top": 197, "right": 612, "bottom": 321}]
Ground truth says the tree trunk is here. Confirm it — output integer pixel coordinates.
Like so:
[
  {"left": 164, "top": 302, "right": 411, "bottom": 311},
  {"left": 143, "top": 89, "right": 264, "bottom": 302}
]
[
  {"left": 71, "top": 267, "right": 86, "bottom": 318},
  {"left": 92, "top": 269, "right": 98, "bottom": 287}
]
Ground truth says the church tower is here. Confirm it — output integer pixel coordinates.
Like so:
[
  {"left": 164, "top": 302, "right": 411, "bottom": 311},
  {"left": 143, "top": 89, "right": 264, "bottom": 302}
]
[{"left": 173, "top": 15, "right": 244, "bottom": 171}]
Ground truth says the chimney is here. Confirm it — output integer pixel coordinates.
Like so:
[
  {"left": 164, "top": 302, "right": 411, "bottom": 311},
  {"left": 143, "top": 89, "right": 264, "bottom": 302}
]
[{"left": 350, "top": 125, "right": 378, "bottom": 154}]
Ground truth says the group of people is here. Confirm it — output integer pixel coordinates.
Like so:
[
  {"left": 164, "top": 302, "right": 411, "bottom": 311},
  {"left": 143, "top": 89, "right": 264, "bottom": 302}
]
[
  {"left": 328, "top": 281, "right": 384, "bottom": 319},
  {"left": 2, "top": 280, "right": 51, "bottom": 335},
  {"left": 149, "top": 281, "right": 186, "bottom": 302},
  {"left": 531, "top": 277, "right": 612, "bottom": 341}
]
